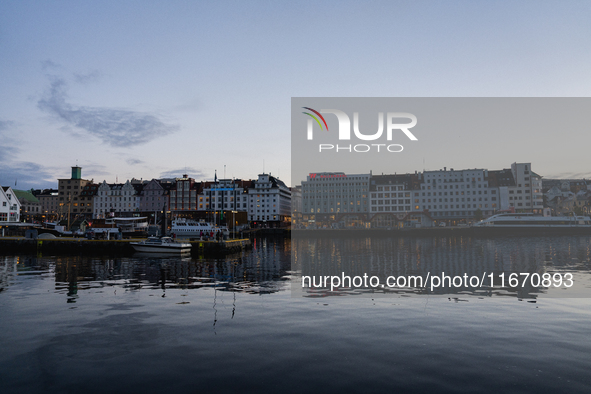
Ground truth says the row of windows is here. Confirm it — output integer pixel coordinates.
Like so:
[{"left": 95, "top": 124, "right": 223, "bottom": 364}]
[
  {"left": 424, "top": 204, "right": 496, "bottom": 210},
  {"left": 418, "top": 197, "right": 494, "bottom": 203},
  {"left": 371, "top": 206, "right": 412, "bottom": 212},
  {"left": 422, "top": 184, "right": 487, "bottom": 190},
  {"left": 371, "top": 199, "right": 412, "bottom": 205},
  {"left": 310, "top": 208, "right": 364, "bottom": 213},
  {"left": 372, "top": 192, "right": 411, "bottom": 198}
]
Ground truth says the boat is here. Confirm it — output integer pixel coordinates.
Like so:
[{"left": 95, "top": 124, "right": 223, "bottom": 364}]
[
  {"left": 473, "top": 213, "right": 591, "bottom": 228},
  {"left": 88, "top": 217, "right": 149, "bottom": 238},
  {"left": 170, "top": 218, "right": 229, "bottom": 238},
  {"left": 130, "top": 237, "right": 192, "bottom": 253}
]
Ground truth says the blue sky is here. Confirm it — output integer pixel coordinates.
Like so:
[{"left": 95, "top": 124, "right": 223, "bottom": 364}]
[{"left": 1, "top": 0, "right": 591, "bottom": 189}]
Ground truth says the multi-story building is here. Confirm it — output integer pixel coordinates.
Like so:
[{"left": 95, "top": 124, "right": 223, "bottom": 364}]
[
  {"left": 139, "top": 178, "right": 172, "bottom": 214},
  {"left": 169, "top": 175, "right": 201, "bottom": 214},
  {"left": 247, "top": 173, "right": 291, "bottom": 227},
  {"left": 417, "top": 168, "right": 500, "bottom": 222},
  {"left": 368, "top": 173, "right": 423, "bottom": 227},
  {"left": 93, "top": 180, "right": 140, "bottom": 218},
  {"left": 79, "top": 183, "right": 98, "bottom": 218},
  {"left": 369, "top": 173, "right": 421, "bottom": 214},
  {"left": 0, "top": 186, "right": 20, "bottom": 224},
  {"left": 36, "top": 189, "right": 59, "bottom": 221},
  {"left": 507, "top": 163, "right": 543, "bottom": 213},
  {"left": 57, "top": 166, "right": 90, "bottom": 223},
  {"left": 193, "top": 178, "right": 252, "bottom": 228},
  {"left": 198, "top": 179, "right": 251, "bottom": 212},
  {"left": 301, "top": 172, "right": 369, "bottom": 227}
]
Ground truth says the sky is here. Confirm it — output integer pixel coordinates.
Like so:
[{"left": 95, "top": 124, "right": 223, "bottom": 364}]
[{"left": 1, "top": 0, "right": 591, "bottom": 189}]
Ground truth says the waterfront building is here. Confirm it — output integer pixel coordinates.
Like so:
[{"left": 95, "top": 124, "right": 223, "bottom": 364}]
[
  {"left": 507, "top": 163, "right": 543, "bottom": 213},
  {"left": 139, "top": 179, "right": 172, "bottom": 219},
  {"left": 301, "top": 172, "right": 369, "bottom": 228},
  {"left": 198, "top": 178, "right": 251, "bottom": 212},
  {"left": 417, "top": 167, "right": 499, "bottom": 221},
  {"left": 79, "top": 183, "right": 98, "bottom": 219},
  {"left": 169, "top": 175, "right": 201, "bottom": 213},
  {"left": 58, "top": 166, "right": 91, "bottom": 224},
  {"left": 247, "top": 173, "right": 291, "bottom": 227},
  {"left": 13, "top": 190, "right": 41, "bottom": 222},
  {"left": 486, "top": 168, "right": 515, "bottom": 211},
  {"left": 369, "top": 173, "right": 423, "bottom": 227},
  {"left": 36, "top": 189, "right": 59, "bottom": 221},
  {"left": 0, "top": 186, "right": 20, "bottom": 224},
  {"left": 93, "top": 180, "right": 140, "bottom": 218},
  {"left": 193, "top": 178, "right": 252, "bottom": 229}
]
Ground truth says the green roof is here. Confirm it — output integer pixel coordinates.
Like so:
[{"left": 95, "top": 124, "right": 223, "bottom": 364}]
[{"left": 13, "top": 190, "right": 39, "bottom": 203}]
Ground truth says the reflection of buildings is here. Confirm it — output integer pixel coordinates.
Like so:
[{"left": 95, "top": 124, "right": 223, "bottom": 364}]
[
  {"left": 49, "top": 237, "right": 291, "bottom": 295},
  {"left": 293, "top": 234, "right": 591, "bottom": 298},
  {"left": 0, "top": 256, "right": 18, "bottom": 291}
]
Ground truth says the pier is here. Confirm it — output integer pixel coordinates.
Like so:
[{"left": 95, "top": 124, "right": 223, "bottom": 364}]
[{"left": 0, "top": 237, "right": 252, "bottom": 257}]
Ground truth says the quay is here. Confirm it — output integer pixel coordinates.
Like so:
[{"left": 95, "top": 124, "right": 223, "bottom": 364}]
[{"left": 0, "top": 237, "right": 252, "bottom": 257}]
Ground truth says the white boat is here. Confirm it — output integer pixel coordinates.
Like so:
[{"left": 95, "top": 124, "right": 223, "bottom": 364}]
[
  {"left": 170, "top": 218, "right": 229, "bottom": 237},
  {"left": 473, "top": 213, "right": 591, "bottom": 228},
  {"left": 130, "top": 237, "right": 192, "bottom": 253}
]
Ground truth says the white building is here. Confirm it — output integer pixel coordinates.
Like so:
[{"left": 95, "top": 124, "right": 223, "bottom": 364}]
[
  {"left": 1, "top": 186, "right": 21, "bottom": 224},
  {"left": 198, "top": 178, "right": 250, "bottom": 213},
  {"left": 247, "top": 174, "right": 291, "bottom": 226},
  {"left": 369, "top": 173, "right": 420, "bottom": 214},
  {"left": 418, "top": 168, "right": 499, "bottom": 220},
  {"left": 93, "top": 180, "right": 140, "bottom": 218}
]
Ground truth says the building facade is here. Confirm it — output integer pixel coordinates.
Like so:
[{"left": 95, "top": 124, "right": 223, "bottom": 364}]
[
  {"left": 169, "top": 175, "right": 201, "bottom": 214},
  {"left": 139, "top": 178, "right": 171, "bottom": 214},
  {"left": 93, "top": 180, "right": 140, "bottom": 218},
  {"left": 0, "top": 186, "right": 20, "bottom": 224},
  {"left": 36, "top": 189, "right": 59, "bottom": 221},
  {"left": 14, "top": 190, "right": 41, "bottom": 222},
  {"left": 57, "top": 166, "right": 91, "bottom": 223},
  {"left": 417, "top": 168, "right": 499, "bottom": 221},
  {"left": 507, "top": 163, "right": 543, "bottom": 213},
  {"left": 301, "top": 172, "right": 370, "bottom": 227},
  {"left": 247, "top": 174, "right": 291, "bottom": 227}
]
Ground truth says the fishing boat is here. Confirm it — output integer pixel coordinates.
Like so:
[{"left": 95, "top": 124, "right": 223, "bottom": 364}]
[{"left": 130, "top": 237, "right": 192, "bottom": 253}]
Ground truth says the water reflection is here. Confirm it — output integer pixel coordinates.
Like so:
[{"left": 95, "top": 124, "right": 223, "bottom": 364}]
[
  {"left": 0, "top": 237, "right": 291, "bottom": 302},
  {"left": 293, "top": 235, "right": 591, "bottom": 298}
]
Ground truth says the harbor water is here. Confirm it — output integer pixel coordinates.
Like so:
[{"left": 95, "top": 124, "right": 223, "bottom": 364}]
[{"left": 1, "top": 235, "right": 591, "bottom": 393}]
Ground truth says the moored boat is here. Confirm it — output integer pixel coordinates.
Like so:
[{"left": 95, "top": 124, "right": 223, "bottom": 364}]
[
  {"left": 130, "top": 237, "right": 192, "bottom": 253},
  {"left": 473, "top": 213, "right": 591, "bottom": 228},
  {"left": 170, "top": 218, "right": 229, "bottom": 238}
]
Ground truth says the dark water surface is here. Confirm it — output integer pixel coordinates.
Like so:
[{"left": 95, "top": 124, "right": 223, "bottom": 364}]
[{"left": 1, "top": 236, "right": 591, "bottom": 393}]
